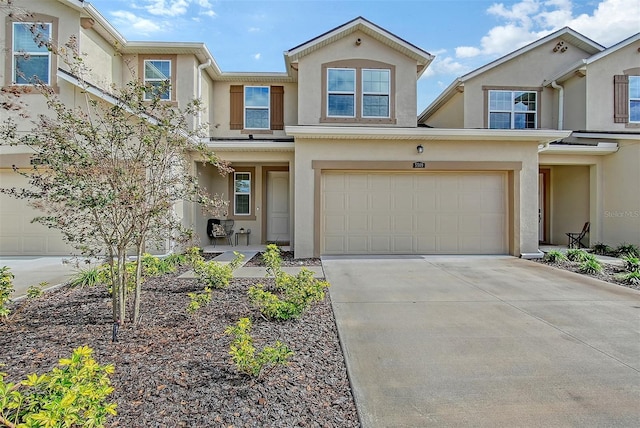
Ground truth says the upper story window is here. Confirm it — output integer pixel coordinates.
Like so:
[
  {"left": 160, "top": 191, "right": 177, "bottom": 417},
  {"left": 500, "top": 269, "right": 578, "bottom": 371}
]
[
  {"left": 143, "top": 60, "right": 171, "bottom": 101},
  {"left": 12, "top": 22, "right": 52, "bottom": 85},
  {"left": 362, "top": 69, "right": 390, "bottom": 118},
  {"left": 488, "top": 90, "right": 537, "bottom": 129},
  {"left": 629, "top": 76, "right": 640, "bottom": 123},
  {"left": 327, "top": 68, "right": 356, "bottom": 117},
  {"left": 244, "top": 86, "right": 270, "bottom": 129},
  {"left": 321, "top": 60, "right": 396, "bottom": 124}
]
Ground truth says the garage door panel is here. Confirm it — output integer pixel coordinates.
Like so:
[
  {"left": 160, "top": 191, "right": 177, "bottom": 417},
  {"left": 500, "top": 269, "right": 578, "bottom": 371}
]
[
  {"left": 321, "top": 172, "right": 507, "bottom": 255},
  {"left": 323, "top": 192, "right": 346, "bottom": 211}
]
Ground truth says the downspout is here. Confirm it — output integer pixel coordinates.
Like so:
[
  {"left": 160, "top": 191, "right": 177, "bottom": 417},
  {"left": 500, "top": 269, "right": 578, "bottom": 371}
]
[
  {"left": 550, "top": 81, "right": 564, "bottom": 130},
  {"left": 197, "top": 60, "right": 212, "bottom": 129}
]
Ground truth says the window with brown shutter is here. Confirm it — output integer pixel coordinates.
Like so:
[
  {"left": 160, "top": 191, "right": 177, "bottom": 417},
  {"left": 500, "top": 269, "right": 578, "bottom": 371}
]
[
  {"left": 230, "top": 85, "right": 244, "bottom": 129},
  {"left": 270, "top": 86, "right": 284, "bottom": 130},
  {"left": 613, "top": 75, "right": 629, "bottom": 123}
]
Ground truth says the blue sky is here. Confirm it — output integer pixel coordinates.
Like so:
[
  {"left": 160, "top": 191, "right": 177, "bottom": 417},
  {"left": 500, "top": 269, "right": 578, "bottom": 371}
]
[{"left": 87, "top": 0, "right": 640, "bottom": 111}]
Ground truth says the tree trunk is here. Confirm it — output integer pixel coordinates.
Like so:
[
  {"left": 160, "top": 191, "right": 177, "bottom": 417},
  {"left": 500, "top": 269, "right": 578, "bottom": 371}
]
[
  {"left": 118, "top": 251, "right": 127, "bottom": 324},
  {"left": 132, "top": 241, "right": 144, "bottom": 325}
]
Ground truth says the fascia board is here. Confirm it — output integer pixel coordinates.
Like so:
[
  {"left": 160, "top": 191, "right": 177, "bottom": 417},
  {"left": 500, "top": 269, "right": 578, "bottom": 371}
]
[
  {"left": 285, "top": 126, "right": 571, "bottom": 143},
  {"left": 538, "top": 142, "right": 619, "bottom": 155}
]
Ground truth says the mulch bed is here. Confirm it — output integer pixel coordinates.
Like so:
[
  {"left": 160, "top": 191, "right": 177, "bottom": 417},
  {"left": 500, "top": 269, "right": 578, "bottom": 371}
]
[
  {"left": 534, "top": 259, "right": 639, "bottom": 291},
  {"left": 243, "top": 251, "right": 322, "bottom": 268},
  {"left": 0, "top": 268, "right": 360, "bottom": 427}
]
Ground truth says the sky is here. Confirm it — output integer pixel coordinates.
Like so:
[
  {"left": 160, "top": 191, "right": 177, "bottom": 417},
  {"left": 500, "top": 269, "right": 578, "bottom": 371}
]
[{"left": 86, "top": 0, "right": 640, "bottom": 112}]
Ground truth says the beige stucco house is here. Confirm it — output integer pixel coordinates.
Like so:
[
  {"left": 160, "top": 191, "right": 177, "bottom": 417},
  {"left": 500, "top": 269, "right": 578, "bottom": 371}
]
[{"left": 2, "top": 0, "right": 638, "bottom": 258}]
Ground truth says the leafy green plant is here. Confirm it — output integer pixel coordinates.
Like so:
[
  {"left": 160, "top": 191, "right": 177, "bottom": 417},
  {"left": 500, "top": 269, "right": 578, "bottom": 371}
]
[
  {"left": 0, "top": 266, "right": 15, "bottom": 319},
  {"left": 579, "top": 258, "right": 603, "bottom": 275},
  {"left": 616, "top": 271, "right": 640, "bottom": 285},
  {"left": 0, "top": 345, "right": 116, "bottom": 428},
  {"left": 543, "top": 250, "right": 567, "bottom": 263},
  {"left": 261, "top": 244, "right": 283, "bottom": 278},
  {"left": 225, "top": 318, "right": 293, "bottom": 378},
  {"left": 192, "top": 252, "right": 244, "bottom": 290},
  {"left": 566, "top": 248, "right": 591, "bottom": 263},
  {"left": 592, "top": 242, "right": 612, "bottom": 256},
  {"left": 186, "top": 287, "right": 212, "bottom": 316},
  {"left": 69, "top": 265, "right": 107, "bottom": 288},
  {"left": 164, "top": 252, "right": 186, "bottom": 269},
  {"left": 621, "top": 255, "right": 640, "bottom": 273},
  {"left": 184, "top": 246, "right": 204, "bottom": 267},
  {"left": 616, "top": 243, "right": 640, "bottom": 258},
  {"left": 26, "top": 282, "right": 47, "bottom": 299}
]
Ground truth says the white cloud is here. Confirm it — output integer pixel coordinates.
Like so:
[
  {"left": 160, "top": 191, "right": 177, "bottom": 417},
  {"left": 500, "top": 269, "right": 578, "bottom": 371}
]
[
  {"left": 248, "top": 27, "right": 261, "bottom": 33},
  {"left": 421, "top": 56, "right": 472, "bottom": 79},
  {"left": 253, "top": 53, "right": 261, "bottom": 60},
  {"left": 200, "top": 10, "right": 216, "bottom": 18},
  {"left": 453, "top": 0, "right": 640, "bottom": 60},
  {"left": 110, "top": 10, "right": 161, "bottom": 35},
  {"left": 145, "top": 0, "right": 189, "bottom": 17}
]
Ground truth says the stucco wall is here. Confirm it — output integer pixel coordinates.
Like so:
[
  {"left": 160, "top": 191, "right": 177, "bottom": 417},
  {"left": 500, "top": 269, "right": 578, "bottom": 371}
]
[
  {"left": 296, "top": 30, "right": 418, "bottom": 127},
  {"left": 293, "top": 137, "right": 540, "bottom": 258},
  {"left": 561, "top": 75, "right": 587, "bottom": 130},
  {"left": 549, "top": 165, "right": 590, "bottom": 245},
  {"left": 423, "top": 92, "right": 464, "bottom": 128}
]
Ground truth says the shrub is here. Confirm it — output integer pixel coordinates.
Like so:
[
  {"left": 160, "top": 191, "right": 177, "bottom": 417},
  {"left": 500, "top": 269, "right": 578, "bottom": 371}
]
[
  {"left": 26, "top": 282, "right": 47, "bottom": 299},
  {"left": 186, "top": 287, "right": 212, "bottom": 316},
  {"left": 184, "top": 246, "right": 204, "bottom": 267},
  {"left": 164, "top": 252, "right": 187, "bottom": 269},
  {"left": 225, "top": 317, "right": 293, "bottom": 378},
  {"left": 0, "top": 346, "right": 116, "bottom": 428},
  {"left": 69, "top": 265, "right": 107, "bottom": 288},
  {"left": 592, "top": 242, "right": 612, "bottom": 256},
  {"left": 616, "top": 271, "right": 640, "bottom": 285},
  {"left": 192, "top": 252, "right": 244, "bottom": 290},
  {"left": 621, "top": 255, "right": 640, "bottom": 273},
  {"left": 616, "top": 243, "right": 639, "bottom": 258},
  {"left": 261, "top": 244, "right": 283, "bottom": 277},
  {"left": 0, "top": 266, "right": 15, "bottom": 319},
  {"left": 543, "top": 250, "right": 567, "bottom": 263},
  {"left": 141, "top": 253, "right": 175, "bottom": 277},
  {"left": 579, "top": 258, "right": 603, "bottom": 275},
  {"left": 566, "top": 249, "right": 591, "bottom": 263}
]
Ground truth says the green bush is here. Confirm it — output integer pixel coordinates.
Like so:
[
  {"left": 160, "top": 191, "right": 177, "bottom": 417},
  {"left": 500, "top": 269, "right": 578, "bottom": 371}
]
[
  {"left": 579, "top": 258, "right": 603, "bottom": 275},
  {"left": 26, "top": 282, "right": 47, "bottom": 299},
  {"left": 164, "top": 252, "right": 187, "bottom": 269},
  {"left": 592, "top": 242, "right": 612, "bottom": 256},
  {"left": 622, "top": 255, "right": 640, "bottom": 273},
  {"left": 616, "top": 271, "right": 640, "bottom": 285},
  {"left": 543, "top": 250, "right": 567, "bottom": 263},
  {"left": 0, "top": 266, "right": 15, "bottom": 319},
  {"left": 69, "top": 265, "right": 108, "bottom": 288},
  {"left": 261, "top": 244, "right": 283, "bottom": 278},
  {"left": 141, "top": 253, "right": 176, "bottom": 277},
  {"left": 186, "top": 287, "right": 212, "bottom": 316},
  {"left": 616, "top": 243, "right": 639, "bottom": 258},
  {"left": 0, "top": 346, "right": 116, "bottom": 428},
  {"left": 566, "top": 249, "right": 591, "bottom": 263},
  {"left": 225, "top": 318, "right": 293, "bottom": 378},
  {"left": 184, "top": 246, "right": 204, "bottom": 267},
  {"left": 192, "top": 252, "right": 244, "bottom": 290}
]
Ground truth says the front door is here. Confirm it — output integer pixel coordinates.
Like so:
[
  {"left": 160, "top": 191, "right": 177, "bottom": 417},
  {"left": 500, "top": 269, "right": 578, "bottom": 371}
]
[{"left": 266, "top": 171, "right": 290, "bottom": 244}]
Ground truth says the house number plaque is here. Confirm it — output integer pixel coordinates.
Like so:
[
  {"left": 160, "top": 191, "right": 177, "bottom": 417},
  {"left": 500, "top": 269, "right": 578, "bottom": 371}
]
[{"left": 413, "top": 161, "right": 425, "bottom": 168}]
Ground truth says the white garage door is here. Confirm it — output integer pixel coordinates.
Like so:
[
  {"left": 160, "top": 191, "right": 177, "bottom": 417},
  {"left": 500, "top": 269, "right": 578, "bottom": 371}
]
[
  {"left": 0, "top": 171, "right": 71, "bottom": 255},
  {"left": 321, "top": 171, "right": 507, "bottom": 255}
]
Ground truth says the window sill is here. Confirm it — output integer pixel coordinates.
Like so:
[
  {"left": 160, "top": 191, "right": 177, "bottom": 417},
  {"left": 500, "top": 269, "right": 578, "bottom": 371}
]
[
  {"left": 625, "top": 122, "right": 640, "bottom": 128},
  {"left": 228, "top": 214, "right": 257, "bottom": 221},
  {"left": 241, "top": 129, "right": 273, "bottom": 134},
  {"left": 320, "top": 117, "right": 397, "bottom": 125}
]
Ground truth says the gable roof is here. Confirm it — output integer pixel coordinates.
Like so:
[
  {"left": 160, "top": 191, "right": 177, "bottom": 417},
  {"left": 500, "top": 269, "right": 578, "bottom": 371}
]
[
  {"left": 284, "top": 16, "right": 434, "bottom": 77},
  {"left": 418, "top": 27, "right": 605, "bottom": 122},
  {"left": 543, "top": 31, "right": 640, "bottom": 85}
]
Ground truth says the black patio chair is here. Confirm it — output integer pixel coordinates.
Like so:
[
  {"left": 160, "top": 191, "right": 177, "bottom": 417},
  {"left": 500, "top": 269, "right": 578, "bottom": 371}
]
[
  {"left": 566, "top": 222, "right": 590, "bottom": 249},
  {"left": 207, "top": 219, "right": 235, "bottom": 247}
]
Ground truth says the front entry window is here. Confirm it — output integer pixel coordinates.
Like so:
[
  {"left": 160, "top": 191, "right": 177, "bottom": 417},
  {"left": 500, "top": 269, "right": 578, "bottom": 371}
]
[{"left": 234, "top": 172, "right": 251, "bottom": 215}]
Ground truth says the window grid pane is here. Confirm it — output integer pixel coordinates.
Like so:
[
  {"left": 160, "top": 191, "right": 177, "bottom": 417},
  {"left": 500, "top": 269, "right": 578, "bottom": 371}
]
[
  {"left": 234, "top": 173, "right": 251, "bottom": 215},
  {"left": 328, "top": 69, "right": 355, "bottom": 117},
  {"left": 363, "top": 95, "right": 389, "bottom": 117},
  {"left": 244, "top": 87, "right": 270, "bottom": 129},
  {"left": 630, "top": 77, "right": 640, "bottom": 122},
  {"left": 328, "top": 94, "right": 355, "bottom": 117},
  {"left": 362, "top": 69, "right": 390, "bottom": 118},
  {"left": 13, "top": 23, "right": 51, "bottom": 84},
  {"left": 489, "top": 90, "right": 536, "bottom": 129},
  {"left": 143, "top": 60, "right": 171, "bottom": 100}
]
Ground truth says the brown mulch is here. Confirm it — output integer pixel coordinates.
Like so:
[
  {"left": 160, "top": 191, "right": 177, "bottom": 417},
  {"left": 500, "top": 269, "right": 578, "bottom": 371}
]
[
  {"left": 243, "top": 251, "right": 322, "bottom": 268},
  {"left": 0, "top": 269, "right": 360, "bottom": 427},
  {"left": 534, "top": 259, "right": 639, "bottom": 291}
]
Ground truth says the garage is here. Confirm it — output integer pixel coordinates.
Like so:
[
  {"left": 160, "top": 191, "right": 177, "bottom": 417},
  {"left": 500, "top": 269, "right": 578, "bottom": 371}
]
[
  {"left": 321, "top": 171, "right": 507, "bottom": 255},
  {"left": 0, "top": 171, "right": 70, "bottom": 256}
]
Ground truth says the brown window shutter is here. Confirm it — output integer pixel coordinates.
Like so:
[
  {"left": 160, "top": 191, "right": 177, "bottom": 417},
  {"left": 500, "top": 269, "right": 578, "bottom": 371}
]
[
  {"left": 270, "top": 86, "right": 284, "bottom": 130},
  {"left": 613, "top": 75, "right": 629, "bottom": 123},
  {"left": 230, "top": 85, "right": 244, "bottom": 130}
]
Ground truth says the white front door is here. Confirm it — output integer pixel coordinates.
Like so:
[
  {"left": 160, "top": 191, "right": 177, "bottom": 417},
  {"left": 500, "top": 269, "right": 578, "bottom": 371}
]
[{"left": 267, "top": 171, "right": 290, "bottom": 243}]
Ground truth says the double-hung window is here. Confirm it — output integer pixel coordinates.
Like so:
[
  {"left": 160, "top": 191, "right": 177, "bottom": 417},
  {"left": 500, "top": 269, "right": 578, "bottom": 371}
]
[
  {"left": 630, "top": 76, "right": 640, "bottom": 123},
  {"left": 327, "top": 68, "right": 356, "bottom": 117},
  {"left": 13, "top": 22, "right": 51, "bottom": 85},
  {"left": 244, "top": 86, "right": 270, "bottom": 129},
  {"left": 234, "top": 172, "right": 251, "bottom": 215},
  {"left": 143, "top": 60, "right": 171, "bottom": 101},
  {"left": 488, "top": 90, "right": 537, "bottom": 129},
  {"left": 362, "top": 69, "right": 390, "bottom": 118}
]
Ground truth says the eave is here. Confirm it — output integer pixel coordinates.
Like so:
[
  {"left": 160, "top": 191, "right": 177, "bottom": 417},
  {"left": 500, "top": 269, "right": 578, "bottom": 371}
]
[
  {"left": 538, "top": 142, "right": 619, "bottom": 155},
  {"left": 204, "top": 141, "right": 295, "bottom": 152},
  {"left": 285, "top": 126, "right": 570, "bottom": 143}
]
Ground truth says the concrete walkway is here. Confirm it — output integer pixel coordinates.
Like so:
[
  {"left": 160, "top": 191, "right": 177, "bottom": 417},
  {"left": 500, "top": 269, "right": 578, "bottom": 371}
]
[{"left": 323, "top": 255, "right": 640, "bottom": 428}]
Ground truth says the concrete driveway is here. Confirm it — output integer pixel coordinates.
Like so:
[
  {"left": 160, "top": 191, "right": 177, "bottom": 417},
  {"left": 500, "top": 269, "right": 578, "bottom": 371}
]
[{"left": 323, "top": 255, "right": 640, "bottom": 428}]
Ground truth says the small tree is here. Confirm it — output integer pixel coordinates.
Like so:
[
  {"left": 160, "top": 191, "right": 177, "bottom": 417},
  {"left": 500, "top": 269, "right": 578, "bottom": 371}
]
[{"left": 1, "top": 22, "right": 230, "bottom": 325}]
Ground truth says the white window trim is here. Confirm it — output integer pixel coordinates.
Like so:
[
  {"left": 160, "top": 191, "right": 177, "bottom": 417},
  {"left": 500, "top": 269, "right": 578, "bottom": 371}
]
[
  {"left": 361, "top": 68, "right": 390, "bottom": 119},
  {"left": 12, "top": 22, "right": 52, "bottom": 85},
  {"left": 630, "top": 76, "right": 640, "bottom": 123},
  {"left": 488, "top": 90, "right": 537, "bottom": 129},
  {"left": 143, "top": 59, "right": 172, "bottom": 101},
  {"left": 244, "top": 86, "right": 270, "bottom": 130},
  {"left": 234, "top": 172, "right": 251, "bottom": 216},
  {"left": 327, "top": 68, "right": 356, "bottom": 118}
]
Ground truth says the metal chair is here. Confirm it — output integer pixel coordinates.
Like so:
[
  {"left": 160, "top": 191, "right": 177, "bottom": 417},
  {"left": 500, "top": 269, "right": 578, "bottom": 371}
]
[
  {"left": 207, "top": 219, "right": 234, "bottom": 246},
  {"left": 566, "top": 222, "right": 590, "bottom": 249}
]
